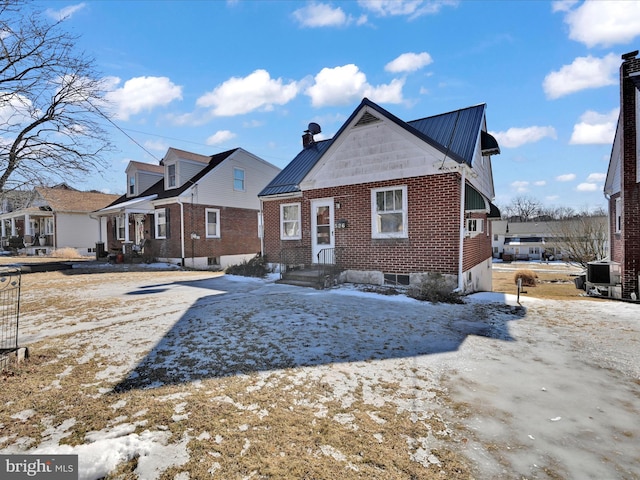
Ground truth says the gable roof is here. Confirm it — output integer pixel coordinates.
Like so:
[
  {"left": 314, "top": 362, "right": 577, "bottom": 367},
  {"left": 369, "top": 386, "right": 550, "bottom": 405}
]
[
  {"left": 127, "top": 161, "right": 164, "bottom": 174},
  {"left": 259, "top": 98, "right": 494, "bottom": 197},
  {"left": 35, "top": 187, "right": 120, "bottom": 213},
  {"left": 103, "top": 148, "right": 239, "bottom": 209}
]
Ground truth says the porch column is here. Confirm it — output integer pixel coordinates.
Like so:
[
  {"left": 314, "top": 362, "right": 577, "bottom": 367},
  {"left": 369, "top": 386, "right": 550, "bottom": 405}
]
[
  {"left": 124, "top": 212, "right": 131, "bottom": 243},
  {"left": 24, "top": 214, "right": 31, "bottom": 236},
  {"left": 1, "top": 220, "right": 5, "bottom": 238},
  {"left": 10, "top": 218, "right": 16, "bottom": 236}
]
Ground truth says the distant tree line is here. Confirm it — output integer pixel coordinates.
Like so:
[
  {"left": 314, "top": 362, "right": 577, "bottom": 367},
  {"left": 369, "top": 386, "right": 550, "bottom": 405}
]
[{"left": 499, "top": 195, "right": 606, "bottom": 222}]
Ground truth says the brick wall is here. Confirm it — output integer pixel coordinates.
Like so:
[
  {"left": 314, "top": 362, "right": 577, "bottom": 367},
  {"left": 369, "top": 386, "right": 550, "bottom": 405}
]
[
  {"left": 262, "top": 173, "right": 491, "bottom": 276},
  {"left": 620, "top": 54, "right": 640, "bottom": 298},
  {"left": 106, "top": 203, "right": 260, "bottom": 262}
]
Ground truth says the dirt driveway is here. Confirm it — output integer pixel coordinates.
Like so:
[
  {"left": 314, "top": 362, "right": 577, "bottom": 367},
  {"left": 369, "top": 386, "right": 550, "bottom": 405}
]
[{"left": 1, "top": 262, "right": 639, "bottom": 479}]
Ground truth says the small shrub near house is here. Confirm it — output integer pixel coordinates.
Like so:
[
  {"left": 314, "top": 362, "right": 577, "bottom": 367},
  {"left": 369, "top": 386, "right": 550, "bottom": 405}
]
[
  {"left": 225, "top": 254, "right": 269, "bottom": 278},
  {"left": 407, "top": 272, "right": 463, "bottom": 304},
  {"left": 51, "top": 247, "right": 85, "bottom": 259},
  {"left": 514, "top": 269, "right": 538, "bottom": 287}
]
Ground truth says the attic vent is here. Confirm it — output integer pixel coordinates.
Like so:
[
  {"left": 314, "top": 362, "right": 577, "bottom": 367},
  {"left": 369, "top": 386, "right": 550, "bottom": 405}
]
[{"left": 355, "top": 111, "right": 380, "bottom": 127}]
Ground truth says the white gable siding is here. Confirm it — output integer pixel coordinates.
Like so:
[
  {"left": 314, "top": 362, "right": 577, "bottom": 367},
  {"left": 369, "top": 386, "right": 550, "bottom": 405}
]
[
  {"left": 190, "top": 150, "right": 280, "bottom": 210},
  {"left": 300, "top": 119, "right": 449, "bottom": 190},
  {"left": 468, "top": 141, "right": 495, "bottom": 201},
  {"left": 176, "top": 160, "right": 207, "bottom": 189}
]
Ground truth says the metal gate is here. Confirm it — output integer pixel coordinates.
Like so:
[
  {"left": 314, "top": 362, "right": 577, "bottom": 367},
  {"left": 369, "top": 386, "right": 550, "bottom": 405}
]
[{"left": 0, "top": 268, "right": 21, "bottom": 371}]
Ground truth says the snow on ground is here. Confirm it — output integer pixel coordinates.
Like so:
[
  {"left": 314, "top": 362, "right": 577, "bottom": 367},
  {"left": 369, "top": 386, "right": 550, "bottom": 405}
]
[{"left": 2, "top": 264, "right": 640, "bottom": 479}]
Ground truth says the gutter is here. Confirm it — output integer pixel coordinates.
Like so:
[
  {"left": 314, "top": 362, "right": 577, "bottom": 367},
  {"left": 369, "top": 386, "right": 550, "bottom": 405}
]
[{"left": 458, "top": 165, "right": 466, "bottom": 292}]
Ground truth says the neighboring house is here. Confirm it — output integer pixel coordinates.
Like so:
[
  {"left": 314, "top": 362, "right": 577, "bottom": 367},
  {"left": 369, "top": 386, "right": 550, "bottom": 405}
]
[
  {"left": 94, "top": 147, "right": 281, "bottom": 269},
  {"left": 604, "top": 50, "right": 640, "bottom": 300},
  {"left": 258, "top": 98, "right": 501, "bottom": 293},
  {"left": 0, "top": 184, "right": 119, "bottom": 255},
  {"left": 491, "top": 217, "right": 608, "bottom": 261}
]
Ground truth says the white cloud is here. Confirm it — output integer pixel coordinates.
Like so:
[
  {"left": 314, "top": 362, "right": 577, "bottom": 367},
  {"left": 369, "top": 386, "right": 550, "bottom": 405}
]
[
  {"left": 563, "top": 0, "right": 640, "bottom": 48},
  {"left": 511, "top": 181, "right": 529, "bottom": 193},
  {"left": 292, "top": 2, "right": 351, "bottom": 27},
  {"left": 576, "top": 182, "right": 598, "bottom": 192},
  {"left": 46, "top": 3, "right": 86, "bottom": 21},
  {"left": 306, "top": 64, "right": 404, "bottom": 107},
  {"left": 206, "top": 130, "right": 236, "bottom": 145},
  {"left": 551, "top": 0, "right": 578, "bottom": 13},
  {"left": 143, "top": 140, "right": 169, "bottom": 152},
  {"left": 357, "top": 0, "right": 458, "bottom": 19},
  {"left": 105, "top": 76, "right": 183, "bottom": 121},
  {"left": 556, "top": 173, "right": 576, "bottom": 182},
  {"left": 543, "top": 54, "right": 618, "bottom": 99},
  {"left": 197, "top": 70, "right": 299, "bottom": 116},
  {"left": 533, "top": 180, "right": 547, "bottom": 186},
  {"left": 586, "top": 172, "right": 606, "bottom": 182},
  {"left": 385, "top": 52, "right": 433, "bottom": 73},
  {"left": 490, "top": 126, "right": 557, "bottom": 148},
  {"left": 569, "top": 108, "right": 618, "bottom": 144}
]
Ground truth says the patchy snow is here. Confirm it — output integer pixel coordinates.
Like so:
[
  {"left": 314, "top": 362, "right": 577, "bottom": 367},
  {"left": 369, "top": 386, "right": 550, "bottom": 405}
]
[{"left": 2, "top": 265, "right": 639, "bottom": 479}]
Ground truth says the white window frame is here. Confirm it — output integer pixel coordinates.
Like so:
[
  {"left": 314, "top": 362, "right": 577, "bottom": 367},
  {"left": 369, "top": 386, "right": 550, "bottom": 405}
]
[
  {"left": 233, "top": 167, "right": 245, "bottom": 191},
  {"left": 116, "top": 215, "right": 126, "bottom": 240},
  {"left": 205, "top": 208, "right": 220, "bottom": 238},
  {"left": 280, "top": 203, "right": 301, "bottom": 240},
  {"left": 167, "top": 164, "right": 176, "bottom": 188},
  {"left": 466, "top": 218, "right": 484, "bottom": 237},
  {"left": 615, "top": 197, "right": 622, "bottom": 233},
  {"left": 128, "top": 175, "right": 135, "bottom": 196},
  {"left": 155, "top": 208, "right": 167, "bottom": 239},
  {"left": 371, "top": 186, "right": 408, "bottom": 239}
]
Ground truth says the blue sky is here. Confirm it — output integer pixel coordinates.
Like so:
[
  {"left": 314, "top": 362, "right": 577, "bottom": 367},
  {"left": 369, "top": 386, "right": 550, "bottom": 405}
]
[{"left": 33, "top": 0, "right": 640, "bottom": 211}]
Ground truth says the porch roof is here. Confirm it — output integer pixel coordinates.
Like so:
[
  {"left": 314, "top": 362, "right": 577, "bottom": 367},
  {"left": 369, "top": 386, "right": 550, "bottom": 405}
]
[{"left": 95, "top": 194, "right": 158, "bottom": 215}]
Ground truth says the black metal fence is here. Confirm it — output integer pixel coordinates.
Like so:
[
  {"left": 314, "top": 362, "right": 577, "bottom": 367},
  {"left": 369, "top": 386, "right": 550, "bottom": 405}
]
[{"left": 0, "top": 268, "right": 21, "bottom": 371}]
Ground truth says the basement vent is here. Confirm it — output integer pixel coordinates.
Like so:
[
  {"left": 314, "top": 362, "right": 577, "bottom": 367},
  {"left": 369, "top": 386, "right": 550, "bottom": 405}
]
[{"left": 355, "top": 111, "right": 381, "bottom": 127}]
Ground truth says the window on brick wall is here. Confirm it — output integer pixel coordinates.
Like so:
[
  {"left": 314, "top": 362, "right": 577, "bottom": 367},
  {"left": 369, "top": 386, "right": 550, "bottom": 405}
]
[
  {"left": 206, "top": 208, "right": 220, "bottom": 238},
  {"left": 116, "top": 215, "right": 126, "bottom": 240},
  {"left": 615, "top": 197, "right": 622, "bottom": 233},
  {"left": 281, "top": 203, "right": 301, "bottom": 240},
  {"left": 371, "top": 186, "right": 408, "bottom": 238},
  {"left": 466, "top": 218, "right": 484, "bottom": 237},
  {"left": 155, "top": 208, "right": 167, "bottom": 239}
]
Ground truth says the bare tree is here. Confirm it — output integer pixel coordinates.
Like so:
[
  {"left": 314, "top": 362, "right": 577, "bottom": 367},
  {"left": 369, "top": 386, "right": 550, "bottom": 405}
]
[
  {"left": 547, "top": 214, "right": 608, "bottom": 268},
  {"left": 0, "top": 0, "right": 112, "bottom": 192},
  {"left": 502, "top": 196, "right": 543, "bottom": 222}
]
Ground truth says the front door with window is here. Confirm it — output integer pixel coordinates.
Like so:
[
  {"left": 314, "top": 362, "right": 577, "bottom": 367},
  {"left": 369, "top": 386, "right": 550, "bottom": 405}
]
[{"left": 311, "top": 199, "right": 334, "bottom": 264}]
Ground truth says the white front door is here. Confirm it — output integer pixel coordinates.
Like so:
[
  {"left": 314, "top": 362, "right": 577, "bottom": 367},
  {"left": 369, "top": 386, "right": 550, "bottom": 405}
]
[{"left": 311, "top": 199, "right": 334, "bottom": 264}]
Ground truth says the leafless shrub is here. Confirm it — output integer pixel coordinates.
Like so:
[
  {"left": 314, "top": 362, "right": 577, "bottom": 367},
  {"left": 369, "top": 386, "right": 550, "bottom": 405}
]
[{"left": 514, "top": 269, "right": 538, "bottom": 287}]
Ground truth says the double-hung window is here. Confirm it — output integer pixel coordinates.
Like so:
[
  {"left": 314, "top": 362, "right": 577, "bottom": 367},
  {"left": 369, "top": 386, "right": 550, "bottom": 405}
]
[
  {"left": 467, "top": 218, "right": 484, "bottom": 236},
  {"left": 128, "top": 175, "right": 135, "bottom": 196},
  {"left": 615, "top": 197, "right": 622, "bottom": 233},
  {"left": 116, "top": 215, "right": 126, "bottom": 240},
  {"left": 206, "top": 208, "right": 220, "bottom": 238},
  {"left": 167, "top": 164, "right": 176, "bottom": 188},
  {"left": 233, "top": 168, "right": 245, "bottom": 191},
  {"left": 371, "top": 186, "right": 408, "bottom": 238},
  {"left": 280, "top": 203, "right": 301, "bottom": 240},
  {"left": 155, "top": 208, "right": 167, "bottom": 239}
]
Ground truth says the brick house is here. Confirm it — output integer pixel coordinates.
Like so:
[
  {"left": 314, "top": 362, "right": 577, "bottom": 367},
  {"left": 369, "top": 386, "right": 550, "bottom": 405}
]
[
  {"left": 95, "top": 147, "right": 280, "bottom": 269},
  {"left": 604, "top": 50, "right": 640, "bottom": 300},
  {"left": 258, "top": 98, "right": 501, "bottom": 293}
]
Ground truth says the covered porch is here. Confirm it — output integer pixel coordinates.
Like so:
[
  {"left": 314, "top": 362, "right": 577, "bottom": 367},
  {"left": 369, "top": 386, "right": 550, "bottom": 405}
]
[{"left": 0, "top": 208, "right": 55, "bottom": 255}]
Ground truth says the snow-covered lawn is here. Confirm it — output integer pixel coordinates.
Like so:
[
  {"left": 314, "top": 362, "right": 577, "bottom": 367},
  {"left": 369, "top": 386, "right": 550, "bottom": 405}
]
[{"left": 1, "top": 264, "right": 639, "bottom": 479}]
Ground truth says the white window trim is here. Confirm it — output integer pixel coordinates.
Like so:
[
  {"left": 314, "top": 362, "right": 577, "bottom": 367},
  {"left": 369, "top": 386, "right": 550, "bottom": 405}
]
[
  {"left": 615, "top": 197, "right": 622, "bottom": 233},
  {"left": 167, "top": 163, "right": 176, "bottom": 189},
  {"left": 371, "top": 186, "right": 408, "bottom": 239},
  {"left": 280, "top": 203, "right": 301, "bottom": 240},
  {"left": 116, "top": 215, "right": 126, "bottom": 240},
  {"left": 466, "top": 218, "right": 484, "bottom": 237},
  {"left": 205, "top": 208, "right": 220, "bottom": 238},
  {"left": 233, "top": 167, "right": 245, "bottom": 192},
  {"left": 155, "top": 208, "right": 167, "bottom": 239},
  {"left": 128, "top": 175, "right": 135, "bottom": 196}
]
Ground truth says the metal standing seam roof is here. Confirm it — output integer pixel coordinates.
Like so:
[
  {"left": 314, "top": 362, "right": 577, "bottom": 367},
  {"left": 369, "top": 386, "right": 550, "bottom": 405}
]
[{"left": 258, "top": 98, "right": 488, "bottom": 198}]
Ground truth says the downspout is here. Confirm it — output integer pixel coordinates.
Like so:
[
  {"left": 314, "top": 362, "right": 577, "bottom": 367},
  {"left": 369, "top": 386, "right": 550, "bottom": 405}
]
[
  {"left": 458, "top": 165, "right": 466, "bottom": 292},
  {"left": 177, "top": 199, "right": 186, "bottom": 266},
  {"left": 259, "top": 198, "right": 265, "bottom": 257}
]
